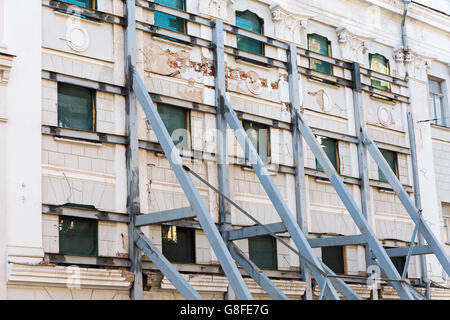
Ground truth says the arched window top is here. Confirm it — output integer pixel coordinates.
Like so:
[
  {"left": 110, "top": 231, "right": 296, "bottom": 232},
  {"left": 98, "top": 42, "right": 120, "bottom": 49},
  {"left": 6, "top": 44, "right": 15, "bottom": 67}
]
[{"left": 236, "top": 10, "right": 264, "bottom": 34}]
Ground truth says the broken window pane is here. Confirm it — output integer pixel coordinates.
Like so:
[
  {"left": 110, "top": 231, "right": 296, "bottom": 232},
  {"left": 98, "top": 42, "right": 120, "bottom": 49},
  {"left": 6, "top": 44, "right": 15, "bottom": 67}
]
[
  {"left": 162, "top": 226, "right": 195, "bottom": 263},
  {"left": 316, "top": 136, "right": 339, "bottom": 173},
  {"left": 58, "top": 83, "right": 95, "bottom": 131}
]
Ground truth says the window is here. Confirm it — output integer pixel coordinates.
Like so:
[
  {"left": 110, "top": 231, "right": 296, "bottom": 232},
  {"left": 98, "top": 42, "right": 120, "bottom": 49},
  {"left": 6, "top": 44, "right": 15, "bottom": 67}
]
[
  {"left": 154, "top": 0, "right": 186, "bottom": 34},
  {"left": 157, "top": 103, "right": 190, "bottom": 149},
  {"left": 59, "top": 216, "right": 98, "bottom": 256},
  {"left": 369, "top": 54, "right": 391, "bottom": 91},
  {"left": 249, "top": 236, "right": 277, "bottom": 270},
  {"left": 428, "top": 78, "right": 448, "bottom": 127},
  {"left": 443, "top": 204, "right": 450, "bottom": 244},
  {"left": 58, "top": 83, "right": 95, "bottom": 131},
  {"left": 316, "top": 136, "right": 339, "bottom": 173},
  {"left": 322, "top": 246, "right": 345, "bottom": 274},
  {"left": 378, "top": 149, "right": 398, "bottom": 183},
  {"left": 162, "top": 226, "right": 195, "bottom": 263},
  {"left": 61, "top": 0, "right": 95, "bottom": 8},
  {"left": 385, "top": 247, "right": 407, "bottom": 277},
  {"left": 308, "top": 34, "right": 332, "bottom": 75},
  {"left": 243, "top": 120, "right": 270, "bottom": 163},
  {"left": 236, "top": 10, "right": 264, "bottom": 55}
]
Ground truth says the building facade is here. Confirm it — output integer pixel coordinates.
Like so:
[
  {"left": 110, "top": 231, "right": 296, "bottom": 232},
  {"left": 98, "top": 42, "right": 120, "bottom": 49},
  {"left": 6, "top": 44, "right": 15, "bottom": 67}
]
[{"left": 0, "top": 0, "right": 449, "bottom": 299}]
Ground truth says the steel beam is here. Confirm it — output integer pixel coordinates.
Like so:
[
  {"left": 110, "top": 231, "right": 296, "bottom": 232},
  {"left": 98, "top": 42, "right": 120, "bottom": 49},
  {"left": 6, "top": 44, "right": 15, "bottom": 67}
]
[
  {"left": 221, "top": 96, "right": 340, "bottom": 300},
  {"left": 227, "top": 223, "right": 287, "bottom": 241},
  {"left": 320, "top": 263, "right": 362, "bottom": 300},
  {"left": 362, "top": 128, "right": 450, "bottom": 276},
  {"left": 135, "top": 207, "right": 196, "bottom": 227},
  {"left": 309, "top": 235, "right": 367, "bottom": 248},
  {"left": 287, "top": 43, "right": 313, "bottom": 299},
  {"left": 125, "top": 0, "right": 143, "bottom": 300},
  {"left": 382, "top": 245, "right": 433, "bottom": 258},
  {"left": 228, "top": 244, "right": 288, "bottom": 300},
  {"left": 295, "top": 108, "right": 415, "bottom": 300},
  {"left": 134, "top": 231, "right": 202, "bottom": 300},
  {"left": 132, "top": 69, "right": 253, "bottom": 300}
]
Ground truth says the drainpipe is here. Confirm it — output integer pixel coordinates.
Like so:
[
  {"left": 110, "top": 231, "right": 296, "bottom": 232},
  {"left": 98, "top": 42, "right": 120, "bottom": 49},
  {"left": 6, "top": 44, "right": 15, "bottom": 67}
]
[{"left": 401, "top": 0, "right": 431, "bottom": 299}]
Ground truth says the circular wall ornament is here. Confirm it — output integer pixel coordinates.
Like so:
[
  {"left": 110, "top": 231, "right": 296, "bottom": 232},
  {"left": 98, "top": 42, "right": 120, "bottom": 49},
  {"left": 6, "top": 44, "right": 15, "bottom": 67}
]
[
  {"left": 378, "top": 106, "right": 392, "bottom": 126},
  {"left": 66, "top": 24, "right": 90, "bottom": 52},
  {"left": 246, "top": 71, "right": 263, "bottom": 95}
]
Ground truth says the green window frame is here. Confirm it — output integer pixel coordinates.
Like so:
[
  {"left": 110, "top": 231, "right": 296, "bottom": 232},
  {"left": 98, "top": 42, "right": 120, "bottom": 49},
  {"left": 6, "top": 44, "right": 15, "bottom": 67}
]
[
  {"left": 58, "top": 83, "right": 96, "bottom": 132},
  {"left": 316, "top": 136, "right": 339, "bottom": 173},
  {"left": 249, "top": 236, "right": 277, "bottom": 270},
  {"left": 322, "top": 246, "right": 345, "bottom": 274},
  {"left": 154, "top": 0, "right": 186, "bottom": 35},
  {"left": 308, "top": 34, "right": 332, "bottom": 75},
  {"left": 243, "top": 120, "right": 270, "bottom": 163},
  {"left": 236, "top": 10, "right": 264, "bottom": 56},
  {"left": 162, "top": 226, "right": 196, "bottom": 264},
  {"left": 61, "top": 0, "right": 95, "bottom": 8},
  {"left": 369, "top": 54, "right": 391, "bottom": 92},
  {"left": 378, "top": 149, "right": 398, "bottom": 182},
  {"left": 157, "top": 103, "right": 190, "bottom": 149},
  {"left": 59, "top": 216, "right": 98, "bottom": 256}
]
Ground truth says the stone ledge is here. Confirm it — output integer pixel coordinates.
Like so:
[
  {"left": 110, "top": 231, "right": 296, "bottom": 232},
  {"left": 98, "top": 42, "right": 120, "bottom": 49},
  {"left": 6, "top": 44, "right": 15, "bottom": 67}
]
[
  {"left": 381, "top": 286, "right": 450, "bottom": 300},
  {"left": 7, "top": 264, "right": 132, "bottom": 291},
  {"left": 313, "top": 283, "right": 372, "bottom": 300}
]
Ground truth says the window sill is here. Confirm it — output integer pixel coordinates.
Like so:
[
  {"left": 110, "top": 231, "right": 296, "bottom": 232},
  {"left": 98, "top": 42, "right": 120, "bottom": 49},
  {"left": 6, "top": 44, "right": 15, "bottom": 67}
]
[{"left": 54, "top": 136, "right": 102, "bottom": 147}]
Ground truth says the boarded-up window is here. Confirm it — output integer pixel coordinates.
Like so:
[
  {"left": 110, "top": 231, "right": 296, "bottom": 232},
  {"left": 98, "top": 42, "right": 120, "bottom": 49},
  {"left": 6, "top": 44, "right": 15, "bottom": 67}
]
[
  {"left": 162, "top": 226, "right": 195, "bottom": 263},
  {"left": 378, "top": 149, "right": 398, "bottom": 182},
  {"left": 316, "top": 136, "right": 339, "bottom": 173},
  {"left": 58, "top": 83, "right": 95, "bottom": 131},
  {"left": 59, "top": 216, "right": 98, "bottom": 256},
  {"left": 157, "top": 103, "right": 190, "bottom": 149},
  {"left": 249, "top": 236, "right": 277, "bottom": 270},
  {"left": 369, "top": 54, "right": 391, "bottom": 91},
  {"left": 62, "top": 0, "right": 94, "bottom": 8},
  {"left": 236, "top": 10, "right": 264, "bottom": 55},
  {"left": 243, "top": 120, "right": 270, "bottom": 163},
  {"left": 308, "top": 34, "right": 332, "bottom": 75},
  {"left": 322, "top": 246, "right": 345, "bottom": 274},
  {"left": 154, "top": 0, "right": 185, "bottom": 34}
]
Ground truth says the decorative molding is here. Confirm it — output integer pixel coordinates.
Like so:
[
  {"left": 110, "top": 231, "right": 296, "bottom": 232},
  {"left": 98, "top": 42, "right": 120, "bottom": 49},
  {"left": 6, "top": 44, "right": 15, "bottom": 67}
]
[
  {"left": 198, "top": 0, "right": 235, "bottom": 20},
  {"left": 377, "top": 106, "right": 394, "bottom": 127},
  {"left": 335, "top": 26, "right": 374, "bottom": 65},
  {"left": 7, "top": 264, "right": 132, "bottom": 290},
  {"left": 65, "top": 23, "right": 90, "bottom": 53},
  {"left": 270, "top": 4, "right": 314, "bottom": 45},
  {"left": 161, "top": 274, "right": 307, "bottom": 296},
  {"left": 314, "top": 283, "right": 372, "bottom": 299},
  {"left": 0, "top": 52, "right": 14, "bottom": 86}
]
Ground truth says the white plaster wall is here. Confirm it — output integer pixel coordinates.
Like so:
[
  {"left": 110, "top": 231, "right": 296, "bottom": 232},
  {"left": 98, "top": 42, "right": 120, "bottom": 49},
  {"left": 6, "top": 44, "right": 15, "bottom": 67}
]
[{"left": 5, "top": 0, "right": 43, "bottom": 265}]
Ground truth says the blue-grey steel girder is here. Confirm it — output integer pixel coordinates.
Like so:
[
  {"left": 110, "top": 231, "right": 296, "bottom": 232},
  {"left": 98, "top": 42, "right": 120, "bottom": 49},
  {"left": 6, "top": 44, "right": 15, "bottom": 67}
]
[
  {"left": 134, "top": 230, "right": 202, "bottom": 300},
  {"left": 125, "top": 0, "right": 143, "bottom": 300},
  {"left": 294, "top": 108, "right": 416, "bottom": 300},
  {"left": 228, "top": 243, "right": 289, "bottom": 300},
  {"left": 135, "top": 207, "right": 195, "bottom": 227},
  {"left": 361, "top": 128, "right": 450, "bottom": 276},
  {"left": 221, "top": 96, "right": 341, "bottom": 300},
  {"left": 131, "top": 68, "right": 253, "bottom": 300}
]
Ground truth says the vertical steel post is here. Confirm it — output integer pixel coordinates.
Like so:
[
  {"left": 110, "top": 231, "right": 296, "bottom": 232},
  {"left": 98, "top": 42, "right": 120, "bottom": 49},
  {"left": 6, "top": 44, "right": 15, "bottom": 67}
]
[
  {"left": 125, "top": 0, "right": 143, "bottom": 300},
  {"left": 351, "top": 63, "right": 374, "bottom": 272},
  {"left": 407, "top": 111, "right": 430, "bottom": 298},
  {"left": 287, "top": 43, "right": 312, "bottom": 300},
  {"left": 213, "top": 18, "right": 235, "bottom": 301}
]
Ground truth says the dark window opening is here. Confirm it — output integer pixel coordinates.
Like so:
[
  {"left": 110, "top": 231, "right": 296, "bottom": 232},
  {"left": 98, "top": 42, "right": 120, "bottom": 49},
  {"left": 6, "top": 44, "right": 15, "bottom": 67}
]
[
  {"left": 322, "top": 246, "right": 345, "bottom": 274},
  {"left": 243, "top": 120, "right": 270, "bottom": 163},
  {"left": 316, "top": 136, "right": 339, "bottom": 173},
  {"left": 157, "top": 103, "right": 190, "bottom": 149},
  {"left": 162, "top": 226, "right": 196, "bottom": 264},
  {"left": 59, "top": 216, "right": 98, "bottom": 256},
  {"left": 58, "top": 83, "right": 95, "bottom": 132},
  {"left": 378, "top": 149, "right": 398, "bottom": 183},
  {"left": 249, "top": 236, "right": 277, "bottom": 270}
]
